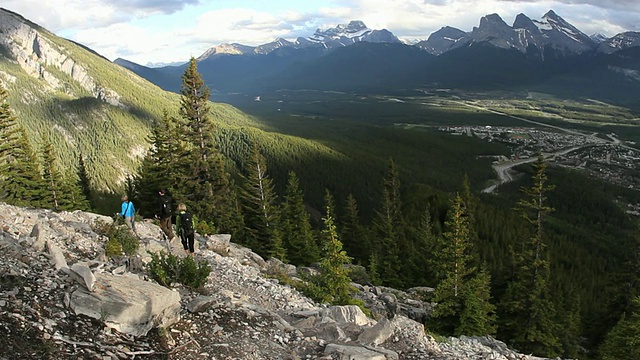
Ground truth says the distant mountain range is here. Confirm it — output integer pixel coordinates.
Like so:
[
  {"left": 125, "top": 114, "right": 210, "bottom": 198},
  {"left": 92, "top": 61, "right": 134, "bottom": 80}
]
[{"left": 114, "top": 10, "right": 640, "bottom": 106}]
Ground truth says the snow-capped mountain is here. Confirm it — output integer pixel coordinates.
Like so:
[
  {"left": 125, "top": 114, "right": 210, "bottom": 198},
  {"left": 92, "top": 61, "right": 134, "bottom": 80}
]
[
  {"left": 598, "top": 32, "right": 640, "bottom": 54},
  {"left": 447, "top": 10, "right": 595, "bottom": 57},
  {"left": 306, "top": 20, "right": 400, "bottom": 47},
  {"left": 590, "top": 33, "right": 609, "bottom": 43},
  {"left": 197, "top": 20, "right": 399, "bottom": 61}
]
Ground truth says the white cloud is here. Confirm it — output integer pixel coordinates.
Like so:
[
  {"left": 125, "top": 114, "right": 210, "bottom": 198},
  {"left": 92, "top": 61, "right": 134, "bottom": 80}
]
[{"left": 2, "top": 0, "right": 639, "bottom": 64}]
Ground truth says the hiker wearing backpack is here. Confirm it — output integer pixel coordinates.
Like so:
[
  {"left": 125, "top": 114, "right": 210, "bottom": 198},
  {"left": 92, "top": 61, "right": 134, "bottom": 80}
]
[
  {"left": 157, "top": 190, "right": 175, "bottom": 241},
  {"left": 116, "top": 195, "right": 137, "bottom": 235},
  {"left": 175, "top": 203, "right": 196, "bottom": 257}
]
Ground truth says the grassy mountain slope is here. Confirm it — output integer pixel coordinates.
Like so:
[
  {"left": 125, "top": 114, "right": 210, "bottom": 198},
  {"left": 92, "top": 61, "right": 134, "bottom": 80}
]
[{"left": 0, "top": 8, "right": 297, "bottom": 193}]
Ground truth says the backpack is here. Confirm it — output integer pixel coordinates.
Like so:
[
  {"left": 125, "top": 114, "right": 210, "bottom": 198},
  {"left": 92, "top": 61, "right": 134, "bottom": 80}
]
[
  {"left": 179, "top": 212, "right": 194, "bottom": 236},
  {"left": 161, "top": 196, "right": 172, "bottom": 216}
]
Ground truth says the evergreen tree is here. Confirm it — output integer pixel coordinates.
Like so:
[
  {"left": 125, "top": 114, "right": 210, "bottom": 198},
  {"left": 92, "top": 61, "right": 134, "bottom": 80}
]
[
  {"left": 40, "top": 136, "right": 89, "bottom": 211},
  {"left": 318, "top": 206, "right": 356, "bottom": 305},
  {"left": 281, "top": 171, "right": 318, "bottom": 266},
  {"left": 77, "top": 154, "right": 93, "bottom": 210},
  {"left": 599, "top": 296, "right": 640, "bottom": 360},
  {"left": 176, "top": 57, "right": 243, "bottom": 235},
  {"left": 371, "top": 158, "right": 404, "bottom": 288},
  {"left": 431, "top": 193, "right": 474, "bottom": 333},
  {"left": 0, "top": 88, "right": 45, "bottom": 207},
  {"left": 340, "top": 193, "right": 370, "bottom": 265},
  {"left": 460, "top": 174, "right": 480, "bottom": 267},
  {"left": 239, "top": 144, "right": 284, "bottom": 261},
  {"left": 137, "top": 111, "right": 184, "bottom": 215},
  {"left": 416, "top": 207, "right": 437, "bottom": 286},
  {"left": 457, "top": 266, "right": 497, "bottom": 336},
  {"left": 558, "top": 288, "right": 582, "bottom": 359},
  {"left": 40, "top": 135, "right": 65, "bottom": 210},
  {"left": 499, "top": 154, "right": 561, "bottom": 357}
]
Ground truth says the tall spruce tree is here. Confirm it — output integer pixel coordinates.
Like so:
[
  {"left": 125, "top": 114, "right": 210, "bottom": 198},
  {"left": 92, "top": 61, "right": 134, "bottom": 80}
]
[
  {"left": 431, "top": 193, "right": 474, "bottom": 332},
  {"left": 371, "top": 158, "right": 404, "bottom": 288},
  {"left": 137, "top": 112, "right": 185, "bottom": 216},
  {"left": 416, "top": 207, "right": 437, "bottom": 286},
  {"left": 281, "top": 171, "right": 318, "bottom": 266},
  {"left": 499, "top": 153, "right": 561, "bottom": 357},
  {"left": 239, "top": 144, "right": 284, "bottom": 261},
  {"left": 340, "top": 193, "right": 370, "bottom": 266},
  {"left": 40, "top": 136, "right": 89, "bottom": 211},
  {"left": 0, "top": 88, "right": 45, "bottom": 207},
  {"left": 457, "top": 266, "right": 497, "bottom": 336},
  {"left": 77, "top": 154, "right": 93, "bottom": 210},
  {"left": 176, "top": 57, "right": 242, "bottom": 234},
  {"left": 40, "top": 135, "right": 64, "bottom": 210}
]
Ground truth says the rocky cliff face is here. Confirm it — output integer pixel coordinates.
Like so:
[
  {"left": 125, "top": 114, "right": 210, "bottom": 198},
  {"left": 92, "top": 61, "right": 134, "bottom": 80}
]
[
  {"left": 0, "top": 203, "right": 556, "bottom": 359},
  {"left": 0, "top": 8, "right": 122, "bottom": 107}
]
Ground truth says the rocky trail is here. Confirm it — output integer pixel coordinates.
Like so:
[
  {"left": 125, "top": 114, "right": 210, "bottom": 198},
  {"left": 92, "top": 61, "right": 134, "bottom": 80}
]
[{"left": 0, "top": 204, "right": 552, "bottom": 360}]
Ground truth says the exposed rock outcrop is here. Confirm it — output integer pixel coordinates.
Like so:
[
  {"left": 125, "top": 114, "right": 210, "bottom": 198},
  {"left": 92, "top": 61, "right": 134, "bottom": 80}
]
[
  {"left": 0, "top": 9, "right": 122, "bottom": 107},
  {"left": 0, "top": 203, "right": 563, "bottom": 359}
]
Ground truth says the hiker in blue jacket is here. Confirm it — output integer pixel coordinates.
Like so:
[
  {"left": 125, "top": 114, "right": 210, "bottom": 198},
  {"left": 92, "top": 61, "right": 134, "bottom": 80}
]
[{"left": 116, "top": 195, "right": 137, "bottom": 235}]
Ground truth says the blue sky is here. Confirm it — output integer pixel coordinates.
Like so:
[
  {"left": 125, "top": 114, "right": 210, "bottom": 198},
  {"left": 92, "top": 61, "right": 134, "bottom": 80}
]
[{"left": 3, "top": 0, "right": 640, "bottom": 66}]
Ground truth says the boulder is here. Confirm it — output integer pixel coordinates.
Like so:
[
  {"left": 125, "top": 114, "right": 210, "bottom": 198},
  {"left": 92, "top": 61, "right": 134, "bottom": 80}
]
[
  {"left": 69, "top": 262, "right": 96, "bottom": 292},
  {"left": 203, "top": 234, "right": 231, "bottom": 255},
  {"left": 69, "top": 273, "right": 181, "bottom": 336},
  {"left": 47, "top": 241, "right": 68, "bottom": 271},
  {"left": 324, "top": 343, "right": 397, "bottom": 360},
  {"left": 322, "top": 305, "right": 373, "bottom": 326},
  {"left": 358, "top": 317, "right": 394, "bottom": 346}
]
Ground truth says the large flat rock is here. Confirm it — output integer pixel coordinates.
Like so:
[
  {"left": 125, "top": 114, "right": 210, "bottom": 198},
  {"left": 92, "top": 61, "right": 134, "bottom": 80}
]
[{"left": 70, "top": 272, "right": 181, "bottom": 336}]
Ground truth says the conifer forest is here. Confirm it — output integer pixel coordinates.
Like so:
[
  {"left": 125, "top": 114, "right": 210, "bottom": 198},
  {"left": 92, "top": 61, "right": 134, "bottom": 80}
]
[{"left": 1, "top": 59, "right": 639, "bottom": 360}]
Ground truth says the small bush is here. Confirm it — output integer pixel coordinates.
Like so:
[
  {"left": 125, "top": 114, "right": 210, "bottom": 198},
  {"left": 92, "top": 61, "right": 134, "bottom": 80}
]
[
  {"left": 146, "top": 251, "right": 211, "bottom": 290},
  {"left": 93, "top": 219, "right": 140, "bottom": 258},
  {"left": 105, "top": 238, "right": 123, "bottom": 258},
  {"left": 196, "top": 219, "right": 215, "bottom": 236}
]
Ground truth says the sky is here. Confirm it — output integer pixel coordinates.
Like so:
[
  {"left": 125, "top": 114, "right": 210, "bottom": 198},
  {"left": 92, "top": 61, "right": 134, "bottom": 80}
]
[{"left": 3, "top": 0, "right": 640, "bottom": 66}]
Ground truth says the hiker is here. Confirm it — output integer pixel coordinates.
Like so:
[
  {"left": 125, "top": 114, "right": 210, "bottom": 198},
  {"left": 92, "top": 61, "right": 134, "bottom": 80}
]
[
  {"left": 116, "top": 195, "right": 137, "bottom": 235},
  {"left": 157, "top": 189, "right": 175, "bottom": 241},
  {"left": 175, "top": 203, "right": 196, "bottom": 257}
]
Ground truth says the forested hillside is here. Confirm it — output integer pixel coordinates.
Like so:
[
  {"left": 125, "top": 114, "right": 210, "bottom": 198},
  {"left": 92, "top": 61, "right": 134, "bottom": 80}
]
[{"left": 1, "top": 8, "right": 639, "bottom": 359}]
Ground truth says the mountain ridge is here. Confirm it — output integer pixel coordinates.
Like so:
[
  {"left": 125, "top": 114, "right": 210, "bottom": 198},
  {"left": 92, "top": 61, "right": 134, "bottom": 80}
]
[{"left": 112, "top": 10, "right": 640, "bottom": 105}]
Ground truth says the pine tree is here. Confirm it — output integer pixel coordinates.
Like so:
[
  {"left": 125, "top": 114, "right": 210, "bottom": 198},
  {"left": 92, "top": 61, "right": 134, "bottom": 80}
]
[
  {"left": 460, "top": 174, "right": 480, "bottom": 267},
  {"left": 76, "top": 155, "right": 93, "bottom": 211},
  {"left": 457, "top": 266, "right": 497, "bottom": 336},
  {"left": 40, "top": 136, "right": 89, "bottom": 211},
  {"left": 416, "top": 207, "right": 437, "bottom": 286},
  {"left": 40, "top": 135, "right": 65, "bottom": 210},
  {"left": 137, "top": 111, "right": 184, "bottom": 215},
  {"left": 499, "top": 153, "right": 561, "bottom": 357},
  {"left": 176, "top": 57, "right": 243, "bottom": 234},
  {"left": 239, "top": 144, "right": 284, "bottom": 261},
  {"left": 371, "top": 158, "right": 404, "bottom": 288},
  {"left": 431, "top": 193, "right": 474, "bottom": 333},
  {"left": 318, "top": 206, "right": 355, "bottom": 305},
  {"left": 340, "top": 193, "right": 370, "bottom": 265},
  {"left": 281, "top": 171, "right": 318, "bottom": 266},
  {"left": 0, "top": 88, "right": 45, "bottom": 207},
  {"left": 599, "top": 297, "right": 640, "bottom": 360}
]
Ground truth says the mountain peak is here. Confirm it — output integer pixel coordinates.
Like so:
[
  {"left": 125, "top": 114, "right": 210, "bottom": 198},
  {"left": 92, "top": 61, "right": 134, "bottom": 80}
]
[
  {"left": 313, "top": 20, "right": 371, "bottom": 39},
  {"left": 480, "top": 13, "right": 508, "bottom": 27},
  {"left": 543, "top": 9, "right": 560, "bottom": 20}
]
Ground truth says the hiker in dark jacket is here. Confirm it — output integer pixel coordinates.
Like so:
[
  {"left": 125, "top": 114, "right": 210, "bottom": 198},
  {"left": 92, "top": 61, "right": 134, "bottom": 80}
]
[
  {"left": 157, "top": 190, "right": 175, "bottom": 241},
  {"left": 175, "top": 203, "right": 196, "bottom": 257},
  {"left": 116, "top": 195, "right": 137, "bottom": 235}
]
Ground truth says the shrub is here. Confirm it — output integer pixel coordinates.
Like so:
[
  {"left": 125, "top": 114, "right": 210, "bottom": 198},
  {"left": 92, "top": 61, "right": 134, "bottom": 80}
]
[
  {"left": 93, "top": 218, "right": 140, "bottom": 258},
  {"left": 146, "top": 251, "right": 211, "bottom": 290}
]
